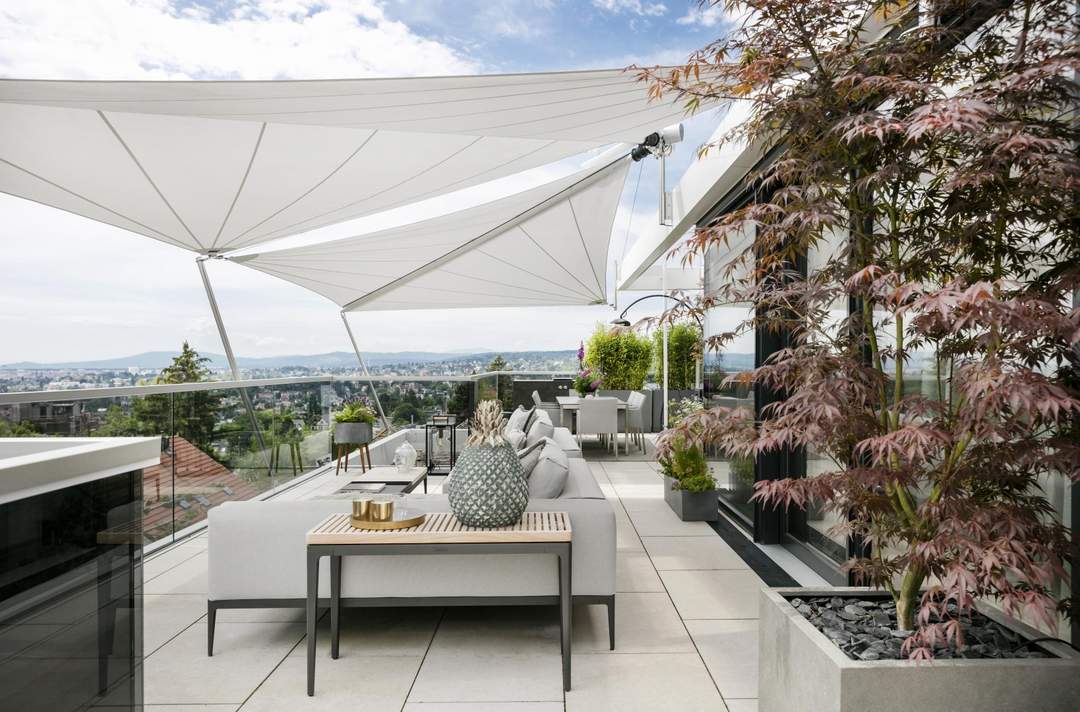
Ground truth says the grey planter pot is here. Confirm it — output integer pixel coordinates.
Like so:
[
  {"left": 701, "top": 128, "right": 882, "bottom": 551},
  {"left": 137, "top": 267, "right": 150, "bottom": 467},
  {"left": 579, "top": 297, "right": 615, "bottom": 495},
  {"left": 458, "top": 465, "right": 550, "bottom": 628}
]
[
  {"left": 662, "top": 475, "right": 718, "bottom": 521},
  {"left": 759, "top": 587, "right": 1080, "bottom": 712},
  {"left": 333, "top": 421, "right": 372, "bottom": 445}
]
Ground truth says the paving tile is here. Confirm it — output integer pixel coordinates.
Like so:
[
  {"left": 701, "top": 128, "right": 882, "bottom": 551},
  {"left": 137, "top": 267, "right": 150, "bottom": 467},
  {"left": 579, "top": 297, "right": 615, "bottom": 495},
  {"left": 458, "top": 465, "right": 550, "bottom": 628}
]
[
  {"left": 408, "top": 608, "right": 563, "bottom": 703},
  {"left": 240, "top": 654, "right": 421, "bottom": 711},
  {"left": 93, "top": 706, "right": 237, "bottom": 712},
  {"left": 573, "top": 592, "right": 693, "bottom": 653},
  {"left": 616, "top": 552, "right": 664, "bottom": 592},
  {"left": 144, "top": 552, "right": 209, "bottom": 595},
  {"left": 0, "top": 623, "right": 67, "bottom": 657},
  {"left": 403, "top": 704, "right": 563, "bottom": 711},
  {"left": 660, "top": 570, "right": 764, "bottom": 620},
  {"left": 686, "top": 619, "right": 759, "bottom": 699},
  {"left": 623, "top": 506, "right": 714, "bottom": 537},
  {"left": 615, "top": 520, "right": 644, "bottom": 552},
  {"left": 144, "top": 594, "right": 206, "bottom": 653},
  {"left": 724, "top": 699, "right": 758, "bottom": 712},
  {"left": 141, "top": 621, "right": 303, "bottom": 704},
  {"left": 611, "top": 482, "right": 665, "bottom": 502},
  {"left": 565, "top": 652, "right": 724, "bottom": 712},
  {"left": 642, "top": 536, "right": 748, "bottom": 571},
  {"left": 287, "top": 606, "right": 439, "bottom": 658},
  {"left": 144, "top": 541, "right": 210, "bottom": 581}
]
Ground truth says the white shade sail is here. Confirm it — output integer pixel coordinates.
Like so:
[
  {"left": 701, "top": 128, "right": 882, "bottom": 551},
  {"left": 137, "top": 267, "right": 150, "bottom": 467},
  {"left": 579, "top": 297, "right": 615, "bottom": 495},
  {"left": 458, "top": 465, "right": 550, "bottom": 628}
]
[
  {"left": 234, "top": 156, "right": 631, "bottom": 312},
  {"left": 0, "top": 70, "right": 703, "bottom": 254}
]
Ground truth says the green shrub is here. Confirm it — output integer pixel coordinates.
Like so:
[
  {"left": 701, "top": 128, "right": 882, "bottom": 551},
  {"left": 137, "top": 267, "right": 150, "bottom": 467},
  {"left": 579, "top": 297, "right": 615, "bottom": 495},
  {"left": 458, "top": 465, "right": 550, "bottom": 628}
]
[
  {"left": 652, "top": 322, "right": 701, "bottom": 390},
  {"left": 584, "top": 325, "right": 652, "bottom": 390},
  {"left": 334, "top": 402, "right": 376, "bottom": 425},
  {"left": 658, "top": 435, "right": 716, "bottom": 493}
]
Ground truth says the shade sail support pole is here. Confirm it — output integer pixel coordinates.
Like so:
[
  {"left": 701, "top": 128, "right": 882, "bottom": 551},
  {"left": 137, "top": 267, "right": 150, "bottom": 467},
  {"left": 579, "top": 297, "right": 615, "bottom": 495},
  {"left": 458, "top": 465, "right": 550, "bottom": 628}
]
[
  {"left": 196, "top": 255, "right": 271, "bottom": 474},
  {"left": 340, "top": 311, "right": 391, "bottom": 435}
]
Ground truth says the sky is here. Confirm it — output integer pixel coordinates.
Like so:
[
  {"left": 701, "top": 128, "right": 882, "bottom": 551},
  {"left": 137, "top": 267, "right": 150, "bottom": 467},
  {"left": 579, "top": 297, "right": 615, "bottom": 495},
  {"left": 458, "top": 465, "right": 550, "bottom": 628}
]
[{"left": 0, "top": 0, "right": 732, "bottom": 364}]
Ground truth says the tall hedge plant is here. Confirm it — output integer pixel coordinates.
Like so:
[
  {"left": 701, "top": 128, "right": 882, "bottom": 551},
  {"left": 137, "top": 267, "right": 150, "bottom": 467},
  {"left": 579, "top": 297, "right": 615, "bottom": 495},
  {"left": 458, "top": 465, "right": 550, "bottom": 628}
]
[
  {"left": 653, "top": 322, "right": 701, "bottom": 390},
  {"left": 584, "top": 325, "right": 651, "bottom": 390}
]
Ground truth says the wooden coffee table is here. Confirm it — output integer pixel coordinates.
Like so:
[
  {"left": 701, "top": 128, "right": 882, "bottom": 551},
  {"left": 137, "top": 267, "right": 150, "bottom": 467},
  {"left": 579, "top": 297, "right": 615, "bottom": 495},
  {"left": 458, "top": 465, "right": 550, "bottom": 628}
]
[{"left": 305, "top": 511, "right": 573, "bottom": 696}]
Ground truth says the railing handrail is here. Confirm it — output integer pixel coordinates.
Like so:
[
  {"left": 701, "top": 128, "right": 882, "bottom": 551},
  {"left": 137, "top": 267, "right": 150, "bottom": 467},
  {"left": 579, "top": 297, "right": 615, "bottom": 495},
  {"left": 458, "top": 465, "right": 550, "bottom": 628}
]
[{"left": 0, "top": 370, "right": 576, "bottom": 405}]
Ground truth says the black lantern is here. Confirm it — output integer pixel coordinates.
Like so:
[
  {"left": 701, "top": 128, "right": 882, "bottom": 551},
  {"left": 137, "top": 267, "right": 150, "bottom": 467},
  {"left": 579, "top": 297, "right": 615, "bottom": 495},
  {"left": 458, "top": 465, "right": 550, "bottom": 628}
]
[{"left": 425, "top": 414, "right": 459, "bottom": 476}]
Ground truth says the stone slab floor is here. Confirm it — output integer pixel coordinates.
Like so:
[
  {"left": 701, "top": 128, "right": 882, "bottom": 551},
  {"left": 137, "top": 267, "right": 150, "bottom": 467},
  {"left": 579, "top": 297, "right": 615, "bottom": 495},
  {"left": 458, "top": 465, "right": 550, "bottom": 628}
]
[{"left": 93, "top": 452, "right": 767, "bottom": 711}]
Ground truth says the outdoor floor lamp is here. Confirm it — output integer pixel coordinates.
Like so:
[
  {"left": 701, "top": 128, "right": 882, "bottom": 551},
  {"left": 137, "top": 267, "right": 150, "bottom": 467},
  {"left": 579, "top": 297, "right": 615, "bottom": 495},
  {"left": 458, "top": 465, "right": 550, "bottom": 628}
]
[{"left": 610, "top": 293, "right": 704, "bottom": 427}]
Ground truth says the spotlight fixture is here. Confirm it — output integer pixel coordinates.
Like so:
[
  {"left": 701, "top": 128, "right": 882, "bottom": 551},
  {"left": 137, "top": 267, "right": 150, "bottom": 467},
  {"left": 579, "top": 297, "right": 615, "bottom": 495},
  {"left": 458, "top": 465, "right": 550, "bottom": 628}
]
[{"left": 609, "top": 317, "right": 632, "bottom": 327}]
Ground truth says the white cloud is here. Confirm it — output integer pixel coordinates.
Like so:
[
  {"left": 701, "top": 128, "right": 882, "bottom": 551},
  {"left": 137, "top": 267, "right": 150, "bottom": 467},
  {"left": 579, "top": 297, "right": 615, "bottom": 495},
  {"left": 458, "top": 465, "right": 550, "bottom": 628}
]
[
  {"left": 676, "top": 3, "right": 727, "bottom": 27},
  {"left": 592, "top": 0, "right": 667, "bottom": 18},
  {"left": 0, "top": 0, "right": 480, "bottom": 80}
]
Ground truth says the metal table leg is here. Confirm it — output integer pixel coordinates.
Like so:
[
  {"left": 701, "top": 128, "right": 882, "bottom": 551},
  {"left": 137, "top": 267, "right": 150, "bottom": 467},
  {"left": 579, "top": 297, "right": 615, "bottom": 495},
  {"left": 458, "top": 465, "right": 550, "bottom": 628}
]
[
  {"left": 559, "top": 542, "right": 572, "bottom": 691},
  {"left": 306, "top": 549, "right": 320, "bottom": 696},
  {"left": 331, "top": 554, "right": 341, "bottom": 659}
]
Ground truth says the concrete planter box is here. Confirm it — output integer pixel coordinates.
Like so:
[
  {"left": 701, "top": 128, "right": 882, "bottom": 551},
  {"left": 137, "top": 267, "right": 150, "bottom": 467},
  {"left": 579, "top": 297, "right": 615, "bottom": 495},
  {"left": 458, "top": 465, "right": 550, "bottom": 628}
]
[
  {"left": 333, "top": 421, "right": 372, "bottom": 445},
  {"left": 662, "top": 475, "right": 718, "bottom": 521},
  {"left": 759, "top": 587, "right": 1080, "bottom": 712}
]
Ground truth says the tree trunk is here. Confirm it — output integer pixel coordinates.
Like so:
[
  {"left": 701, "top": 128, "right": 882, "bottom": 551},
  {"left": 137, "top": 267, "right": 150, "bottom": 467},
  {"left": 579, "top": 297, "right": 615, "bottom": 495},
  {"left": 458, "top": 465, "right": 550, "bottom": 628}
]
[{"left": 895, "top": 566, "right": 925, "bottom": 631}]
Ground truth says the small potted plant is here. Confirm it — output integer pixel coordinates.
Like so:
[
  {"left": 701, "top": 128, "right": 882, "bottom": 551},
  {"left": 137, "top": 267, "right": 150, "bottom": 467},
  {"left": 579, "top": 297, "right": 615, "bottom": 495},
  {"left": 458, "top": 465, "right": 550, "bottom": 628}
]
[
  {"left": 572, "top": 340, "right": 602, "bottom": 395},
  {"left": 333, "top": 401, "right": 375, "bottom": 445},
  {"left": 658, "top": 434, "right": 718, "bottom": 521}
]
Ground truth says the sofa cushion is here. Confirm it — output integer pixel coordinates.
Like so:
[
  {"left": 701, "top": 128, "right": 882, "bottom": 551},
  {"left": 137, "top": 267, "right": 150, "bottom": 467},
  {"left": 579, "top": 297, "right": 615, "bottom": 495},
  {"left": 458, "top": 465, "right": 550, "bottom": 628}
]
[
  {"left": 505, "top": 428, "right": 527, "bottom": 450},
  {"left": 517, "top": 439, "right": 545, "bottom": 476},
  {"left": 528, "top": 438, "right": 568, "bottom": 498},
  {"left": 525, "top": 409, "right": 554, "bottom": 447},
  {"left": 550, "top": 427, "right": 582, "bottom": 459},
  {"left": 504, "top": 405, "right": 533, "bottom": 435},
  {"left": 559, "top": 457, "right": 605, "bottom": 499}
]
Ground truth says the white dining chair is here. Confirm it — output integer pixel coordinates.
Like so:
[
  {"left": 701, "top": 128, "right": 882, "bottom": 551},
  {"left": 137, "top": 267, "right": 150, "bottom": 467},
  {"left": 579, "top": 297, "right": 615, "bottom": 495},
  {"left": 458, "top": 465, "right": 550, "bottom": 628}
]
[
  {"left": 625, "top": 391, "right": 647, "bottom": 452},
  {"left": 576, "top": 396, "right": 619, "bottom": 458},
  {"left": 531, "top": 390, "right": 561, "bottom": 423}
]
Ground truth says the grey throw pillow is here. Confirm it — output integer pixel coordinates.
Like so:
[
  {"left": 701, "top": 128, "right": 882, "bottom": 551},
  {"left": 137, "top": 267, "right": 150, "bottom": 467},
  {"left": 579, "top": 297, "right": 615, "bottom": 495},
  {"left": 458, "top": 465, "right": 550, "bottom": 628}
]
[
  {"left": 525, "top": 409, "right": 554, "bottom": 447},
  {"left": 528, "top": 438, "right": 569, "bottom": 498},
  {"left": 517, "top": 439, "right": 545, "bottom": 476}
]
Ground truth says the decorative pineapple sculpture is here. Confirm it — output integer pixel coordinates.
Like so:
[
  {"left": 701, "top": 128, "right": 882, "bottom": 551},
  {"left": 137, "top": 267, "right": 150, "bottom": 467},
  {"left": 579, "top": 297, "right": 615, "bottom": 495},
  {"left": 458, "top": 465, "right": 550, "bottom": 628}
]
[{"left": 446, "top": 400, "right": 529, "bottom": 528}]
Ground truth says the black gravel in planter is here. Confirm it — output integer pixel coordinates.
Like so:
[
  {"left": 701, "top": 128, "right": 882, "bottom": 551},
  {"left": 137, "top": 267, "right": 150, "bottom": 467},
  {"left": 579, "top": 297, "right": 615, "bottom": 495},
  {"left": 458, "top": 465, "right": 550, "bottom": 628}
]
[{"left": 789, "top": 596, "right": 1057, "bottom": 661}]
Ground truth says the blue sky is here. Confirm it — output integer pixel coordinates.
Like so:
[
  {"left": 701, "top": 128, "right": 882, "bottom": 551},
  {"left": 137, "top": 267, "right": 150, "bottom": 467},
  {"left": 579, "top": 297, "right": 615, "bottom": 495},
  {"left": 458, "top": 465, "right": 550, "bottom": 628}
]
[{"left": 0, "top": 0, "right": 729, "bottom": 363}]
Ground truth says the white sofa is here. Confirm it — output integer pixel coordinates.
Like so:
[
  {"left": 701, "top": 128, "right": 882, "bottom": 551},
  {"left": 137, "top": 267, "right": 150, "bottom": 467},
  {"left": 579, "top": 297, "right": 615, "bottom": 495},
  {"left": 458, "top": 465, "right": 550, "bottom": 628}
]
[{"left": 207, "top": 439, "right": 614, "bottom": 655}]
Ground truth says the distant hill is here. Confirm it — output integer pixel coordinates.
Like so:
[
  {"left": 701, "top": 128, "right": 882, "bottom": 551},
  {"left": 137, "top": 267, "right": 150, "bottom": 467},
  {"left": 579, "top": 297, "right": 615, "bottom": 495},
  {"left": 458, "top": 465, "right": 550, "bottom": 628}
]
[{"left": 1, "top": 349, "right": 578, "bottom": 371}]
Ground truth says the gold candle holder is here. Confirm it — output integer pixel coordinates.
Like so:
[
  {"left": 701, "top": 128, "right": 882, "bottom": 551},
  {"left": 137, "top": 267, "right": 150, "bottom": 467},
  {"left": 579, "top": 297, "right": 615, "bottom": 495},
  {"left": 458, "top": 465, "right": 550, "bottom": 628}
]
[
  {"left": 352, "top": 497, "right": 373, "bottom": 520},
  {"left": 370, "top": 499, "right": 394, "bottom": 522}
]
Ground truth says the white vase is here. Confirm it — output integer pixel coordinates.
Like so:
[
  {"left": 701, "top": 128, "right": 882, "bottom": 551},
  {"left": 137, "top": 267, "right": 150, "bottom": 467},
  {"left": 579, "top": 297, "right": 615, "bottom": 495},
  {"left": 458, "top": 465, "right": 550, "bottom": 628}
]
[{"left": 393, "top": 440, "right": 418, "bottom": 474}]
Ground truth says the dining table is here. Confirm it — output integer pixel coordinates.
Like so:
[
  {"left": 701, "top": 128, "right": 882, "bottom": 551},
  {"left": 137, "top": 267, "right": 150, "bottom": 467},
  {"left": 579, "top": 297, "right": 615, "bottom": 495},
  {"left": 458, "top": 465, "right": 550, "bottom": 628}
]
[{"left": 555, "top": 395, "right": 630, "bottom": 455}]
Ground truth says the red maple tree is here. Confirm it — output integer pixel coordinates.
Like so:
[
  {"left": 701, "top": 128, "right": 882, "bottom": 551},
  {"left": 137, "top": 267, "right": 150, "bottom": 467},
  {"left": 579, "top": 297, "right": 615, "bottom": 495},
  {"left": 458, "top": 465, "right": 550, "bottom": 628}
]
[{"left": 645, "top": 0, "right": 1079, "bottom": 657}]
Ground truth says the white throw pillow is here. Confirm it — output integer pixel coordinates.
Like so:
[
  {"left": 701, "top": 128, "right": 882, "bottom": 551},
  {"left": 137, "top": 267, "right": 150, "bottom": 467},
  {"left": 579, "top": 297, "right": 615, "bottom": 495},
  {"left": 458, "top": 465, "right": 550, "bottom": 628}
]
[
  {"left": 525, "top": 409, "right": 554, "bottom": 447},
  {"left": 505, "top": 428, "right": 527, "bottom": 450},
  {"left": 528, "top": 438, "right": 569, "bottom": 498},
  {"left": 504, "top": 406, "right": 532, "bottom": 437}
]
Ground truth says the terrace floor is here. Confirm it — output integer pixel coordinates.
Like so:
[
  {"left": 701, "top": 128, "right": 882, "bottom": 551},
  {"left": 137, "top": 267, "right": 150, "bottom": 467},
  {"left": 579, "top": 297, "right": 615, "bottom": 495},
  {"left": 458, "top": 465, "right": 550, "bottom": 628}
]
[{"left": 108, "top": 443, "right": 772, "bottom": 711}]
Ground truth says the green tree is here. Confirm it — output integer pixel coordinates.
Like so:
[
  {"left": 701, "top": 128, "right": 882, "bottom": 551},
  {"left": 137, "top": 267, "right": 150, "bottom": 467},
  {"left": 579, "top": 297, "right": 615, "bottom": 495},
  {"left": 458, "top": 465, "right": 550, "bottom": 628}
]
[
  {"left": 486, "top": 355, "right": 513, "bottom": 409},
  {"left": 585, "top": 326, "right": 652, "bottom": 390},
  {"left": 652, "top": 322, "right": 702, "bottom": 390},
  {"left": 0, "top": 419, "right": 40, "bottom": 437},
  {"left": 134, "top": 342, "right": 223, "bottom": 453},
  {"left": 93, "top": 404, "right": 141, "bottom": 436},
  {"left": 391, "top": 402, "right": 422, "bottom": 425}
]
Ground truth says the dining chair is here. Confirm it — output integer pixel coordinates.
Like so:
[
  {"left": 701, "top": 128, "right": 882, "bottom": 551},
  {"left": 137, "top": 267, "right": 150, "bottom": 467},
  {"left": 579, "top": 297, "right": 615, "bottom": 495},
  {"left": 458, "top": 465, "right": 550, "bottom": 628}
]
[
  {"left": 531, "top": 390, "right": 562, "bottom": 424},
  {"left": 625, "top": 391, "right": 647, "bottom": 452},
  {"left": 576, "top": 396, "right": 619, "bottom": 458}
]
